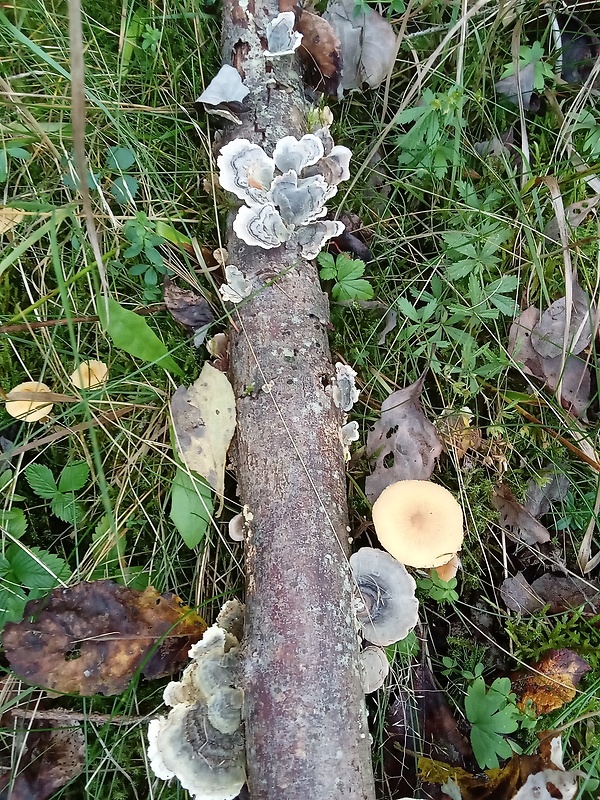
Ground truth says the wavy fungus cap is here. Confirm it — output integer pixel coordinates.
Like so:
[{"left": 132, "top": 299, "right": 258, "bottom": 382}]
[
  {"left": 372, "top": 480, "right": 464, "bottom": 568},
  {"left": 350, "top": 547, "right": 418, "bottom": 646}
]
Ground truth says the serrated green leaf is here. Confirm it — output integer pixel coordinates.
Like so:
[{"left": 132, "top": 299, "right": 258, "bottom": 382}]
[
  {"left": 319, "top": 266, "right": 337, "bottom": 281},
  {"left": 58, "top": 462, "right": 89, "bottom": 493},
  {"left": 0, "top": 587, "right": 29, "bottom": 629},
  {"left": 466, "top": 677, "right": 520, "bottom": 770},
  {"left": 50, "top": 493, "right": 83, "bottom": 524},
  {"left": 25, "top": 464, "right": 57, "bottom": 499},
  {"left": 0, "top": 509, "right": 27, "bottom": 539},
  {"left": 0, "top": 470, "right": 13, "bottom": 492},
  {"left": 396, "top": 296, "right": 420, "bottom": 322},
  {"left": 4, "top": 544, "right": 69, "bottom": 592},
  {"left": 335, "top": 254, "right": 365, "bottom": 281},
  {"left": 97, "top": 295, "right": 182, "bottom": 374},
  {"left": 111, "top": 174, "right": 139, "bottom": 204},
  {"left": 332, "top": 278, "right": 374, "bottom": 302},
  {"left": 170, "top": 467, "right": 213, "bottom": 549},
  {"left": 106, "top": 146, "right": 136, "bottom": 171}
]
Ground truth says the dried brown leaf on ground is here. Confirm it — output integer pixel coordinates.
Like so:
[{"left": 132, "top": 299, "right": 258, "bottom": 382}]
[
  {"left": 437, "top": 408, "right": 483, "bottom": 461},
  {"left": 544, "top": 195, "right": 600, "bottom": 242},
  {"left": 492, "top": 484, "right": 551, "bottom": 545},
  {"left": 419, "top": 733, "right": 579, "bottom": 800},
  {"left": 323, "top": 0, "right": 397, "bottom": 94},
  {"left": 365, "top": 374, "right": 443, "bottom": 503},
  {"left": 384, "top": 663, "right": 473, "bottom": 799},
  {"left": 525, "top": 470, "right": 569, "bottom": 517},
  {"left": 508, "top": 307, "right": 591, "bottom": 418},
  {"left": 0, "top": 207, "right": 25, "bottom": 236},
  {"left": 511, "top": 649, "right": 590, "bottom": 715},
  {"left": 296, "top": 10, "right": 342, "bottom": 96},
  {"left": 0, "top": 721, "right": 85, "bottom": 800},
  {"left": 3, "top": 581, "right": 207, "bottom": 695},
  {"left": 164, "top": 277, "right": 214, "bottom": 332},
  {"left": 501, "top": 571, "right": 600, "bottom": 614},
  {"left": 170, "top": 363, "right": 236, "bottom": 514},
  {"left": 530, "top": 282, "right": 593, "bottom": 360},
  {"left": 500, "top": 572, "right": 545, "bottom": 613}
]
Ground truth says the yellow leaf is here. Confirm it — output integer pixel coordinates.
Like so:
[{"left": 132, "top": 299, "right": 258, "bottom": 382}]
[{"left": 0, "top": 207, "right": 25, "bottom": 236}]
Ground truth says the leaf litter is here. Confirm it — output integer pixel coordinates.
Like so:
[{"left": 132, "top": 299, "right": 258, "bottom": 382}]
[
  {"left": 365, "top": 374, "right": 442, "bottom": 503},
  {"left": 2, "top": 580, "right": 207, "bottom": 695}
]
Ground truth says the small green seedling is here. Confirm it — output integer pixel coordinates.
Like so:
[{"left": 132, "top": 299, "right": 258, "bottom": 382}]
[
  {"left": 500, "top": 42, "right": 554, "bottom": 93},
  {"left": 417, "top": 572, "right": 459, "bottom": 604},
  {"left": 318, "top": 252, "right": 374, "bottom": 302},
  {"left": 464, "top": 676, "right": 521, "bottom": 770},
  {"left": 123, "top": 211, "right": 170, "bottom": 301},
  {"left": 25, "top": 461, "right": 90, "bottom": 525}
]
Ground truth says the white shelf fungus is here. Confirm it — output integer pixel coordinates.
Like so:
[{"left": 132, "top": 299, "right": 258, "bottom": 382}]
[
  {"left": 219, "top": 265, "right": 253, "bottom": 304},
  {"left": 359, "top": 645, "right": 389, "bottom": 693},
  {"left": 265, "top": 11, "right": 303, "bottom": 57},
  {"left": 331, "top": 362, "right": 360, "bottom": 412},
  {"left": 372, "top": 480, "right": 464, "bottom": 569},
  {"left": 5, "top": 381, "right": 53, "bottom": 422},
  {"left": 273, "top": 134, "right": 324, "bottom": 174},
  {"left": 217, "top": 120, "right": 350, "bottom": 257},
  {"left": 196, "top": 65, "right": 250, "bottom": 125},
  {"left": 350, "top": 547, "right": 418, "bottom": 646},
  {"left": 148, "top": 619, "right": 246, "bottom": 800}
]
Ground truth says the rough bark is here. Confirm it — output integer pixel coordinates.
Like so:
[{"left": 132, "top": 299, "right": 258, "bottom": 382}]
[{"left": 221, "top": 1, "right": 376, "bottom": 798}]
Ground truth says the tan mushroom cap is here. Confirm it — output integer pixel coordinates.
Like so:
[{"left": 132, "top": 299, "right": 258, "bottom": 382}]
[
  {"left": 69, "top": 360, "right": 109, "bottom": 390},
  {"left": 432, "top": 553, "right": 461, "bottom": 582},
  {"left": 5, "top": 381, "right": 53, "bottom": 422},
  {"left": 372, "top": 480, "right": 464, "bottom": 568}
]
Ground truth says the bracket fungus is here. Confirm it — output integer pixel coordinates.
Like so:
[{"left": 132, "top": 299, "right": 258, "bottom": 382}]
[
  {"left": 372, "top": 480, "right": 464, "bottom": 569},
  {"left": 196, "top": 65, "right": 250, "bottom": 125},
  {"left": 148, "top": 618, "right": 245, "bottom": 800},
  {"left": 219, "top": 265, "right": 253, "bottom": 304},
  {"left": 5, "top": 381, "right": 53, "bottom": 422},
  {"left": 359, "top": 645, "right": 389, "bottom": 693},
  {"left": 331, "top": 362, "right": 360, "bottom": 412},
  {"left": 350, "top": 547, "right": 418, "bottom": 646},
  {"left": 265, "top": 11, "right": 303, "bottom": 57},
  {"left": 217, "top": 121, "right": 350, "bottom": 256}
]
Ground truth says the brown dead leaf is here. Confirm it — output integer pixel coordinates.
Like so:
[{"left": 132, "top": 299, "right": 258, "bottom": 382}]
[
  {"left": 525, "top": 470, "right": 569, "bottom": 518},
  {"left": 545, "top": 195, "right": 600, "bottom": 242},
  {"left": 437, "top": 408, "right": 483, "bottom": 461},
  {"left": 530, "top": 573, "right": 600, "bottom": 614},
  {"left": 419, "top": 735, "right": 579, "bottom": 800},
  {"left": 508, "top": 307, "right": 591, "bottom": 418},
  {"left": 0, "top": 207, "right": 25, "bottom": 236},
  {"left": 365, "top": 374, "right": 443, "bottom": 503},
  {"left": 297, "top": 10, "right": 342, "bottom": 96},
  {"left": 530, "top": 282, "right": 593, "bottom": 360},
  {"left": 164, "top": 277, "right": 214, "bottom": 332},
  {"left": 492, "top": 484, "right": 551, "bottom": 545},
  {"left": 500, "top": 572, "right": 544, "bottom": 614},
  {"left": 170, "top": 363, "right": 236, "bottom": 514},
  {"left": 0, "top": 721, "right": 85, "bottom": 800},
  {"left": 2, "top": 580, "right": 207, "bottom": 695},
  {"left": 511, "top": 649, "right": 590, "bottom": 715}
]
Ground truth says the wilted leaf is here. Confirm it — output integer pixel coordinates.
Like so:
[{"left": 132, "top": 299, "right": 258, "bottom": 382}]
[
  {"left": 297, "top": 10, "right": 342, "bottom": 96},
  {"left": 495, "top": 61, "right": 538, "bottom": 110},
  {"left": 3, "top": 580, "right": 207, "bottom": 695},
  {"left": 530, "top": 572, "right": 600, "bottom": 614},
  {"left": 170, "top": 467, "right": 213, "bottom": 549},
  {"left": 365, "top": 374, "right": 442, "bottom": 503},
  {"left": 437, "top": 408, "right": 483, "bottom": 461},
  {"left": 0, "top": 206, "right": 25, "bottom": 235},
  {"left": 511, "top": 649, "right": 591, "bottom": 715},
  {"left": 324, "top": 0, "right": 397, "bottom": 93},
  {"left": 525, "top": 470, "right": 569, "bottom": 518},
  {"left": 0, "top": 721, "right": 85, "bottom": 800},
  {"left": 544, "top": 194, "right": 600, "bottom": 242},
  {"left": 500, "top": 572, "right": 544, "bottom": 614},
  {"left": 508, "top": 307, "right": 591, "bottom": 418},
  {"left": 558, "top": 12, "right": 600, "bottom": 85},
  {"left": 97, "top": 295, "right": 182, "bottom": 374},
  {"left": 164, "top": 277, "right": 214, "bottom": 331},
  {"left": 530, "top": 282, "right": 593, "bottom": 359},
  {"left": 170, "top": 363, "right": 236, "bottom": 514},
  {"left": 492, "top": 484, "right": 551, "bottom": 545}
]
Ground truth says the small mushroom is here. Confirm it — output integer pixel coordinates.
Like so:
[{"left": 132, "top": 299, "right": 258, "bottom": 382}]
[
  {"left": 372, "top": 480, "right": 464, "bottom": 569},
  {"left": 5, "top": 381, "right": 53, "bottom": 422},
  {"left": 359, "top": 645, "right": 389, "bottom": 693},
  {"left": 296, "top": 219, "right": 345, "bottom": 259},
  {"left": 228, "top": 513, "right": 245, "bottom": 542},
  {"left": 269, "top": 170, "right": 330, "bottom": 227},
  {"left": 217, "top": 139, "right": 275, "bottom": 205},
  {"left": 350, "top": 547, "right": 418, "bottom": 646},
  {"left": 69, "top": 360, "right": 109, "bottom": 390},
  {"left": 233, "top": 203, "right": 290, "bottom": 249},
  {"left": 432, "top": 553, "right": 460, "bottom": 582},
  {"left": 196, "top": 65, "right": 250, "bottom": 125},
  {"left": 265, "top": 11, "right": 303, "bottom": 57},
  {"left": 273, "top": 134, "right": 324, "bottom": 174}
]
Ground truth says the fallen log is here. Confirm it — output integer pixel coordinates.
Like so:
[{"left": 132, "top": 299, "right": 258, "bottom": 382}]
[{"left": 220, "top": 1, "right": 377, "bottom": 798}]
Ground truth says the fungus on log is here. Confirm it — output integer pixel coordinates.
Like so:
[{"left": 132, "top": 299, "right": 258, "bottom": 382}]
[{"left": 220, "top": 0, "right": 376, "bottom": 797}]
